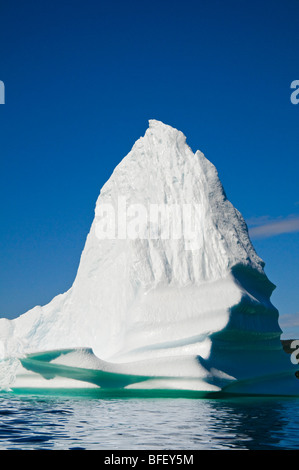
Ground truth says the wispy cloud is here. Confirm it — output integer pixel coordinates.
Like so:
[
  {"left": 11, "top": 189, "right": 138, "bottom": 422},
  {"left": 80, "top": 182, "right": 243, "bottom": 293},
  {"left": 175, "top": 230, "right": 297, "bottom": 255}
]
[
  {"left": 279, "top": 313, "right": 299, "bottom": 329},
  {"left": 279, "top": 313, "right": 299, "bottom": 339},
  {"left": 247, "top": 215, "right": 299, "bottom": 239}
]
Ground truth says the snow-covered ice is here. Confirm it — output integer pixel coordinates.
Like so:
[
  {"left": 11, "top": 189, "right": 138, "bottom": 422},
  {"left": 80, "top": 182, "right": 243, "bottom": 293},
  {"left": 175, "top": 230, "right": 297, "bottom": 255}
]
[{"left": 0, "top": 120, "right": 298, "bottom": 395}]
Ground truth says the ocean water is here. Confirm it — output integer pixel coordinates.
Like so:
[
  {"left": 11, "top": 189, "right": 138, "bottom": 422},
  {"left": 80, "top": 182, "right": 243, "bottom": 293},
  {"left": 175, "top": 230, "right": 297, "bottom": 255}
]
[{"left": 0, "top": 390, "right": 298, "bottom": 450}]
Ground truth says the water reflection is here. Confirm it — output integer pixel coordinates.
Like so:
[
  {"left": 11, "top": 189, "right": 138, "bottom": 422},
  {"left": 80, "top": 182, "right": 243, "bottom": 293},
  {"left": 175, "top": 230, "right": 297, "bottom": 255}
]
[
  {"left": 0, "top": 393, "right": 298, "bottom": 449},
  {"left": 193, "top": 397, "right": 289, "bottom": 449}
]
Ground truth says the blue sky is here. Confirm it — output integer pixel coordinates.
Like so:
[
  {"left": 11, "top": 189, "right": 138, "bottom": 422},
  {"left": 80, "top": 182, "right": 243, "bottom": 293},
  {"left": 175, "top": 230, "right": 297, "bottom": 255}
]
[{"left": 0, "top": 0, "right": 298, "bottom": 338}]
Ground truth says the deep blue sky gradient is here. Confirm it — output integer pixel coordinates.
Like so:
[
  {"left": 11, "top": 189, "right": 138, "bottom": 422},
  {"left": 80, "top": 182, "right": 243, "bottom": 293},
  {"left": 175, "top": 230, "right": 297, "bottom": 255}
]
[{"left": 0, "top": 0, "right": 298, "bottom": 337}]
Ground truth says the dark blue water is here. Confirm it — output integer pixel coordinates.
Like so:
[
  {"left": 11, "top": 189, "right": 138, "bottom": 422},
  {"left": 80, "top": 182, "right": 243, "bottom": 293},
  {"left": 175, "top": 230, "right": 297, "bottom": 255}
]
[{"left": 0, "top": 390, "right": 298, "bottom": 450}]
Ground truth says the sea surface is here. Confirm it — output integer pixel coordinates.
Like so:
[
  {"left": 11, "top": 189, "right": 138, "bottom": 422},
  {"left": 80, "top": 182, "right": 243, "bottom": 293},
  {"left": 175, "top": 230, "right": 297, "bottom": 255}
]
[{"left": 0, "top": 389, "right": 298, "bottom": 450}]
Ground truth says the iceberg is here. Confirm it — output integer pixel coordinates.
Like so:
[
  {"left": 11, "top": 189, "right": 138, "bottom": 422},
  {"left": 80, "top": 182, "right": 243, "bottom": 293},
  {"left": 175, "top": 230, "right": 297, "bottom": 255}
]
[{"left": 1, "top": 120, "right": 298, "bottom": 396}]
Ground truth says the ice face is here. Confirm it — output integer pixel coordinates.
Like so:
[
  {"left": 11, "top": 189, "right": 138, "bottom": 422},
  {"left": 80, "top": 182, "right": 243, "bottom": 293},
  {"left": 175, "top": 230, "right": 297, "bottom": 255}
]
[{"left": 0, "top": 120, "right": 298, "bottom": 395}]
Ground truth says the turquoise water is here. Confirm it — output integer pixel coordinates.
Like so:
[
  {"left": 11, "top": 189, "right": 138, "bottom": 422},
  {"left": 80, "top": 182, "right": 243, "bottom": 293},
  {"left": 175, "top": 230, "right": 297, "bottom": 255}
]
[{"left": 0, "top": 390, "right": 299, "bottom": 449}]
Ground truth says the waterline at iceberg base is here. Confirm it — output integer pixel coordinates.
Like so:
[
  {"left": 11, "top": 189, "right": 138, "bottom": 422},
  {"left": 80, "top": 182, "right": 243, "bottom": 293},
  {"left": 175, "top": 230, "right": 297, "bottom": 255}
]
[{"left": 1, "top": 120, "right": 298, "bottom": 397}]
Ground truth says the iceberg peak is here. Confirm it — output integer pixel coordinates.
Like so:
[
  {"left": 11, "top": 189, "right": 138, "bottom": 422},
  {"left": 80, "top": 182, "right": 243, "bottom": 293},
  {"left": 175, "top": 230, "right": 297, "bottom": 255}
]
[
  {"left": 148, "top": 118, "right": 174, "bottom": 130},
  {"left": 144, "top": 119, "right": 187, "bottom": 148}
]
